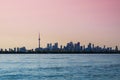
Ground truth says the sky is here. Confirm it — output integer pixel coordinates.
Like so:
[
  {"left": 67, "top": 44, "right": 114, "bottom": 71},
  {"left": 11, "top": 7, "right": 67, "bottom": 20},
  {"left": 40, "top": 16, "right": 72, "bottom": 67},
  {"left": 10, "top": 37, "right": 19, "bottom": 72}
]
[{"left": 0, "top": 0, "right": 120, "bottom": 49}]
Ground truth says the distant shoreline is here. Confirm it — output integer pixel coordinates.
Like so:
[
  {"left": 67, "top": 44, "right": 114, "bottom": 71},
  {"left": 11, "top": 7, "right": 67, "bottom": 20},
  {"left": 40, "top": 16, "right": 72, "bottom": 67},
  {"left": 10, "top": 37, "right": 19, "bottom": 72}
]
[{"left": 0, "top": 52, "right": 120, "bottom": 54}]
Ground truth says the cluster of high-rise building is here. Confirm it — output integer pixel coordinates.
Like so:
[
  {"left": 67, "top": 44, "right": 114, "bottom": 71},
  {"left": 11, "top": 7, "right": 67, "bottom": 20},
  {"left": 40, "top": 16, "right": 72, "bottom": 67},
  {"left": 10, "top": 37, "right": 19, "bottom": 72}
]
[
  {"left": 0, "top": 34, "right": 119, "bottom": 53},
  {"left": 35, "top": 42, "right": 119, "bottom": 53}
]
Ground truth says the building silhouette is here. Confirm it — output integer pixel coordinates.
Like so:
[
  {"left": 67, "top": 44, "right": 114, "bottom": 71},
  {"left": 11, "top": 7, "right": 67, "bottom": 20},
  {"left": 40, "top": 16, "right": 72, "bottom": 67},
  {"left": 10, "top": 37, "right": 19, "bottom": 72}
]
[
  {"left": 38, "top": 33, "right": 40, "bottom": 48},
  {"left": 35, "top": 33, "right": 42, "bottom": 52},
  {"left": 0, "top": 34, "right": 119, "bottom": 53}
]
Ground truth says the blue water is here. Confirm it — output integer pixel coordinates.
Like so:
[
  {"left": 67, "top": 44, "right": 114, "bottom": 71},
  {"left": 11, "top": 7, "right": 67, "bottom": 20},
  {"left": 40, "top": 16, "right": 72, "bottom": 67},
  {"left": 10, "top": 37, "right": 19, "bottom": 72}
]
[{"left": 0, "top": 54, "right": 120, "bottom": 80}]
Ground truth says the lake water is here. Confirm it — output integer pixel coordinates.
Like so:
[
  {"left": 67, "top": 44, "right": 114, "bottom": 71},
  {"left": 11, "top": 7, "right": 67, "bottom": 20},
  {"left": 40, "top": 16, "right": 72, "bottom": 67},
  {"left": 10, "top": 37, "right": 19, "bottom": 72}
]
[{"left": 0, "top": 54, "right": 120, "bottom": 80}]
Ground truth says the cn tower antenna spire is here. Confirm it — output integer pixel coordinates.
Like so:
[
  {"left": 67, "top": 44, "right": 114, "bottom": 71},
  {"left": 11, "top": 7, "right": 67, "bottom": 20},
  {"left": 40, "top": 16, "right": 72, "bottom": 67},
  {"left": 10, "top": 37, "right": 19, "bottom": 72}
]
[{"left": 38, "top": 33, "right": 40, "bottom": 48}]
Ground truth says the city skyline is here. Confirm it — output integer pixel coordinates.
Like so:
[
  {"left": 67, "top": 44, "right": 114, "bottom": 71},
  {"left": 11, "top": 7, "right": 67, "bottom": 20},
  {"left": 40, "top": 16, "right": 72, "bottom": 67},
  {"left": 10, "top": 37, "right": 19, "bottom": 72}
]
[
  {"left": 0, "top": 33, "right": 120, "bottom": 54},
  {"left": 0, "top": 0, "right": 120, "bottom": 49},
  {"left": 0, "top": 33, "right": 119, "bottom": 52}
]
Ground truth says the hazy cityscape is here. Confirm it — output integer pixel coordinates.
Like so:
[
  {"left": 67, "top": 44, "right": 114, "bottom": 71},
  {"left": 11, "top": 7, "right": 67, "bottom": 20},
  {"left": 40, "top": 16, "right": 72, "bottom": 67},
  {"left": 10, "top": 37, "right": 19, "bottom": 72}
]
[
  {"left": 0, "top": 0, "right": 120, "bottom": 80},
  {"left": 0, "top": 34, "right": 119, "bottom": 53}
]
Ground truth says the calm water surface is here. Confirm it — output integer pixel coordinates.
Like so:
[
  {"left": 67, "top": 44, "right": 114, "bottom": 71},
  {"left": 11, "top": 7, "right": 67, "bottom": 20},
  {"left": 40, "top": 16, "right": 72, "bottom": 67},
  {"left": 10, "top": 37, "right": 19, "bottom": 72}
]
[{"left": 0, "top": 54, "right": 120, "bottom": 80}]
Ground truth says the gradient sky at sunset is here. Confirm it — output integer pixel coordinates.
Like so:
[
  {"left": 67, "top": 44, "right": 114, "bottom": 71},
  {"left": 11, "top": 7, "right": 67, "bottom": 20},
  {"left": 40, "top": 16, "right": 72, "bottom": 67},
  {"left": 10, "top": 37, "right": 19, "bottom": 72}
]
[{"left": 0, "top": 0, "right": 120, "bottom": 49}]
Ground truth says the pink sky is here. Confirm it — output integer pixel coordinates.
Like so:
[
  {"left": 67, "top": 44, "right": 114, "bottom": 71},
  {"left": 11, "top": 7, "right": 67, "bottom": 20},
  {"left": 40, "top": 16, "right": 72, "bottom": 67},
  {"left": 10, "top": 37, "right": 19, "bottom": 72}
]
[{"left": 0, "top": 0, "right": 120, "bottom": 49}]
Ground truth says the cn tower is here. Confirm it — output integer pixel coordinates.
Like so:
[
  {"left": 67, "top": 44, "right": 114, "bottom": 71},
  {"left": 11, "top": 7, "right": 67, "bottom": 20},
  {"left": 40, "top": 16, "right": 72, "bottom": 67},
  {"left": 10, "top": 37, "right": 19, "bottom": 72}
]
[{"left": 38, "top": 33, "right": 40, "bottom": 48}]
